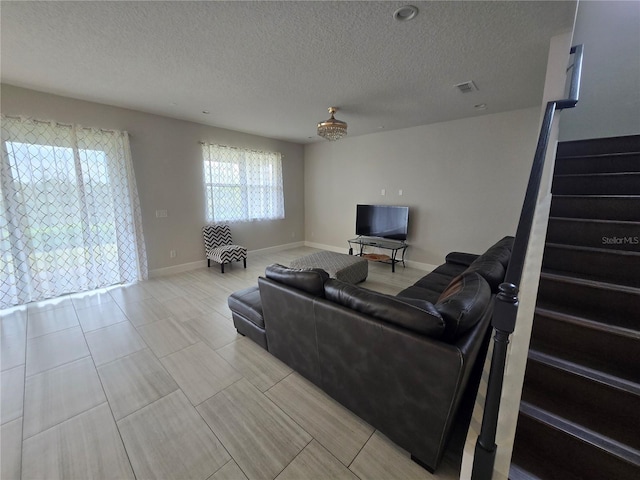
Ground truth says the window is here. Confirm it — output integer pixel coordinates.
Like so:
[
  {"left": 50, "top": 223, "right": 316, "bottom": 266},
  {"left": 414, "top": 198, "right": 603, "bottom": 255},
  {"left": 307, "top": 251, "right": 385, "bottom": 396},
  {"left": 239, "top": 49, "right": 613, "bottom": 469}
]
[
  {"left": 0, "top": 116, "right": 147, "bottom": 308},
  {"left": 202, "top": 143, "right": 285, "bottom": 222}
]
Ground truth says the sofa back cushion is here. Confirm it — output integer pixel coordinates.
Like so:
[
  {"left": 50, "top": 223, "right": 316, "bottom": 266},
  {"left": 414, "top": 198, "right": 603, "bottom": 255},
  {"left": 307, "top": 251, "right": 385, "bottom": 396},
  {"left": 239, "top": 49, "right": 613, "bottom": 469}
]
[
  {"left": 436, "top": 272, "right": 492, "bottom": 341},
  {"left": 265, "top": 264, "right": 329, "bottom": 297},
  {"left": 324, "top": 279, "right": 445, "bottom": 338},
  {"left": 464, "top": 236, "right": 514, "bottom": 291}
]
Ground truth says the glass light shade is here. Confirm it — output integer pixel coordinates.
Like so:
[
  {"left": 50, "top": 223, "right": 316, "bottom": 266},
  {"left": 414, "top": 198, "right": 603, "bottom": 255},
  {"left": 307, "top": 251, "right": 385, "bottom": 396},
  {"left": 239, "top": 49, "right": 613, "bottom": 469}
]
[{"left": 317, "top": 107, "right": 347, "bottom": 141}]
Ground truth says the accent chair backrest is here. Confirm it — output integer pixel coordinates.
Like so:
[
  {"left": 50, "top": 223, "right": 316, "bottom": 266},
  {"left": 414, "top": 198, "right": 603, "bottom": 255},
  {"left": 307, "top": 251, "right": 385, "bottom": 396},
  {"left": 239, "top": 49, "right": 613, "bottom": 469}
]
[{"left": 203, "top": 224, "right": 233, "bottom": 250}]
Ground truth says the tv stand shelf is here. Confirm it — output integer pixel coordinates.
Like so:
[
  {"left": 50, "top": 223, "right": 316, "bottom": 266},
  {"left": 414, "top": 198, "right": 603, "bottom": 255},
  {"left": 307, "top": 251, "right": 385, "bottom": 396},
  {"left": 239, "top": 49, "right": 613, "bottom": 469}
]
[{"left": 347, "top": 237, "right": 408, "bottom": 273}]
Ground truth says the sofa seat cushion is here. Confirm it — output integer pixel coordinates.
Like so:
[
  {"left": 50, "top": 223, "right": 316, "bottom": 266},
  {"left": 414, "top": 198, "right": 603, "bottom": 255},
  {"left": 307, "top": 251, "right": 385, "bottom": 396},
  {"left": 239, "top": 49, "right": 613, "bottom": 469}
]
[
  {"left": 227, "top": 286, "right": 264, "bottom": 328},
  {"left": 396, "top": 285, "right": 441, "bottom": 304},
  {"left": 325, "top": 279, "right": 445, "bottom": 337},
  {"left": 414, "top": 271, "right": 458, "bottom": 292},
  {"left": 432, "top": 262, "right": 469, "bottom": 279},
  {"left": 436, "top": 272, "right": 491, "bottom": 341},
  {"left": 265, "top": 263, "right": 330, "bottom": 297}
]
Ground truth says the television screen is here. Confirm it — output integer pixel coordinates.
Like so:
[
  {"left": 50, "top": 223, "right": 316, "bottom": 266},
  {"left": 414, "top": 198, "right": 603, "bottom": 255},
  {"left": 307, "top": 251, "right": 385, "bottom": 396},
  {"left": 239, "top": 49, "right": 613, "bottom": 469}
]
[{"left": 356, "top": 205, "right": 409, "bottom": 241}]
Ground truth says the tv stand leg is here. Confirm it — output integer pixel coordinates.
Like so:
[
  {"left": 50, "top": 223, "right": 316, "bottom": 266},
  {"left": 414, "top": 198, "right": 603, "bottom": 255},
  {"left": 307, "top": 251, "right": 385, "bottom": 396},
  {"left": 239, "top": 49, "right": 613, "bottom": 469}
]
[{"left": 348, "top": 247, "right": 353, "bottom": 255}]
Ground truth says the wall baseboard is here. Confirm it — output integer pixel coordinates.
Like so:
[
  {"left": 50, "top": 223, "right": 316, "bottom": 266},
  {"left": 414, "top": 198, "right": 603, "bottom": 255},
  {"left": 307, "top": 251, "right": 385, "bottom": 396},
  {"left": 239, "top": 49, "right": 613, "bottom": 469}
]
[
  {"left": 248, "top": 241, "right": 305, "bottom": 257},
  {"left": 304, "top": 241, "right": 349, "bottom": 254},
  {"left": 149, "top": 260, "right": 208, "bottom": 278},
  {"left": 149, "top": 241, "right": 307, "bottom": 278}
]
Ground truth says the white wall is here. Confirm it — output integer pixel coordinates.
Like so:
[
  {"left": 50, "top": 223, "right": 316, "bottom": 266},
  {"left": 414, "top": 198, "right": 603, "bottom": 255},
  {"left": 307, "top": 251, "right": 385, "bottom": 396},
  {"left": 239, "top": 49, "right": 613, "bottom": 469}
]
[
  {"left": 1, "top": 84, "right": 305, "bottom": 274},
  {"left": 304, "top": 107, "right": 541, "bottom": 266},
  {"left": 559, "top": 0, "right": 640, "bottom": 140}
]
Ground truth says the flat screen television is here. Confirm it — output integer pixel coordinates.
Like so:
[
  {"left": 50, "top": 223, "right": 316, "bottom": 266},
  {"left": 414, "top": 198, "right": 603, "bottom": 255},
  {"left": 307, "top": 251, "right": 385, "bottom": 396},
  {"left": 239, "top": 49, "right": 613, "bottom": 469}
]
[{"left": 356, "top": 204, "right": 409, "bottom": 241}]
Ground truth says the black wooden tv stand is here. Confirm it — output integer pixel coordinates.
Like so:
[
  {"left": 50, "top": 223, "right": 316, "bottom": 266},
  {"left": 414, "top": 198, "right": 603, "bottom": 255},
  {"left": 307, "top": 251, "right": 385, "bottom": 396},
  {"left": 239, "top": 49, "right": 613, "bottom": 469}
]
[{"left": 347, "top": 236, "right": 408, "bottom": 272}]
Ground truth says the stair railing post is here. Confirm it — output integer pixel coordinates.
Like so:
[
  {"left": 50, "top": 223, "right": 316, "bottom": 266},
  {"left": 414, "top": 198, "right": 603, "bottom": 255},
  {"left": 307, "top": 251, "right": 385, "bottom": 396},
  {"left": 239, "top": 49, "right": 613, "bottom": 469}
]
[{"left": 471, "top": 283, "right": 519, "bottom": 480}]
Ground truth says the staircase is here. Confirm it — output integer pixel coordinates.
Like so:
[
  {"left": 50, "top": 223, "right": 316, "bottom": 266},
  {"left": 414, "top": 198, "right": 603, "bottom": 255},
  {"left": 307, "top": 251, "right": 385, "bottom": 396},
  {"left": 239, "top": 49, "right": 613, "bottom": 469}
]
[{"left": 509, "top": 135, "right": 640, "bottom": 479}]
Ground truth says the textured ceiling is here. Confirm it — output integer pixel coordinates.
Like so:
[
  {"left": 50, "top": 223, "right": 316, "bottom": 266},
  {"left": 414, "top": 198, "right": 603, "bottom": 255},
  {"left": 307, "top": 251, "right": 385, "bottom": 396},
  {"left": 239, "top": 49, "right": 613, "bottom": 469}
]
[{"left": 1, "top": 1, "right": 576, "bottom": 144}]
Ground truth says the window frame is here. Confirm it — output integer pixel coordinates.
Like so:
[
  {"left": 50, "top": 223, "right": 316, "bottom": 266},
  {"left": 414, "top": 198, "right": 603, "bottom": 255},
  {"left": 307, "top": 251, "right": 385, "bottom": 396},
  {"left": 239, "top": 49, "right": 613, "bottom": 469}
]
[{"left": 202, "top": 144, "right": 285, "bottom": 223}]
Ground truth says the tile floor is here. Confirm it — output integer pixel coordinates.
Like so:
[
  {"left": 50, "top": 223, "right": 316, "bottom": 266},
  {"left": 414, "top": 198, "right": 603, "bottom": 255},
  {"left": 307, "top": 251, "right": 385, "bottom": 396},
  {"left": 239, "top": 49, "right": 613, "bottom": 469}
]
[{"left": 1, "top": 247, "right": 464, "bottom": 480}]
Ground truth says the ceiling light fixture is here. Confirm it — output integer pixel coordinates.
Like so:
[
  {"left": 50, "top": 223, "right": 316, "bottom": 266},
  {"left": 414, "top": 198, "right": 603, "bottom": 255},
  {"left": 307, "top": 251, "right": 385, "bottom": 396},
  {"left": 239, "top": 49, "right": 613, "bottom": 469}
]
[
  {"left": 393, "top": 5, "right": 419, "bottom": 22},
  {"left": 317, "top": 107, "right": 348, "bottom": 141}
]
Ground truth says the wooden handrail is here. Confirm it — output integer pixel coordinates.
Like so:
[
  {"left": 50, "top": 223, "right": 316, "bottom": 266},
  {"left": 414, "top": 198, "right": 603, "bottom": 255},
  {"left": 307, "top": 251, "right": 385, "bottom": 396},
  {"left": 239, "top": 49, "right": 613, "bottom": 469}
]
[{"left": 470, "top": 44, "right": 584, "bottom": 480}]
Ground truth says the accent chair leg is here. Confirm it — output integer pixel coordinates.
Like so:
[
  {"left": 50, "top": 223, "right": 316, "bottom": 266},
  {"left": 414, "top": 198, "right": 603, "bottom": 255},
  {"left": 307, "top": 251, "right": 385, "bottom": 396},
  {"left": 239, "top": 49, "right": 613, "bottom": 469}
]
[
  {"left": 207, "top": 259, "right": 210, "bottom": 267},
  {"left": 221, "top": 263, "right": 225, "bottom": 274},
  {"left": 243, "top": 258, "right": 247, "bottom": 268}
]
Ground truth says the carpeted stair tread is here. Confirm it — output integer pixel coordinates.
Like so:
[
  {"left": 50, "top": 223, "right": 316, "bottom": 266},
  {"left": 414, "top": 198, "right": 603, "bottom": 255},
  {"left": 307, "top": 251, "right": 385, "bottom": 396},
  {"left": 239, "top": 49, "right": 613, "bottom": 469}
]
[
  {"left": 541, "top": 266, "right": 640, "bottom": 291},
  {"left": 556, "top": 135, "right": 640, "bottom": 157},
  {"left": 554, "top": 152, "right": 640, "bottom": 174},
  {"left": 552, "top": 172, "right": 640, "bottom": 195},
  {"left": 539, "top": 270, "right": 640, "bottom": 294},
  {"left": 534, "top": 307, "right": 640, "bottom": 340},
  {"left": 548, "top": 216, "right": 640, "bottom": 226},
  {"left": 508, "top": 464, "right": 544, "bottom": 480},
  {"left": 512, "top": 402, "right": 640, "bottom": 480},
  {"left": 550, "top": 195, "right": 640, "bottom": 221},
  {"left": 542, "top": 243, "right": 640, "bottom": 287},
  {"left": 527, "top": 350, "right": 640, "bottom": 397},
  {"left": 546, "top": 217, "right": 640, "bottom": 251},
  {"left": 537, "top": 270, "right": 640, "bottom": 325},
  {"left": 532, "top": 307, "right": 640, "bottom": 381},
  {"left": 518, "top": 401, "right": 640, "bottom": 469},
  {"left": 523, "top": 351, "right": 640, "bottom": 450}
]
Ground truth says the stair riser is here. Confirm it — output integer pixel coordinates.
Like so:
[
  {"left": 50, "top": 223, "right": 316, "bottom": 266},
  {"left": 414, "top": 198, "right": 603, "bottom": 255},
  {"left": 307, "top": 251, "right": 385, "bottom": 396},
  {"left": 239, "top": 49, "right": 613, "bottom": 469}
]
[
  {"left": 537, "top": 278, "right": 640, "bottom": 330},
  {"left": 512, "top": 413, "right": 639, "bottom": 479},
  {"left": 552, "top": 174, "right": 640, "bottom": 195},
  {"left": 554, "top": 153, "right": 640, "bottom": 175},
  {"left": 546, "top": 219, "right": 640, "bottom": 251},
  {"left": 550, "top": 197, "right": 640, "bottom": 221},
  {"left": 522, "top": 359, "right": 640, "bottom": 449},
  {"left": 531, "top": 314, "right": 640, "bottom": 381},
  {"left": 556, "top": 135, "right": 640, "bottom": 157},
  {"left": 542, "top": 246, "right": 640, "bottom": 287}
]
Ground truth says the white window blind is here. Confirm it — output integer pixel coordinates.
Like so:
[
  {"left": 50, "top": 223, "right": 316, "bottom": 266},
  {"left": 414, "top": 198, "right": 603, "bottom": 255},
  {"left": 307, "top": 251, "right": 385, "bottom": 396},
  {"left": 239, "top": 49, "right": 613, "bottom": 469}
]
[
  {"left": 0, "top": 115, "right": 147, "bottom": 308},
  {"left": 202, "top": 143, "right": 285, "bottom": 222}
]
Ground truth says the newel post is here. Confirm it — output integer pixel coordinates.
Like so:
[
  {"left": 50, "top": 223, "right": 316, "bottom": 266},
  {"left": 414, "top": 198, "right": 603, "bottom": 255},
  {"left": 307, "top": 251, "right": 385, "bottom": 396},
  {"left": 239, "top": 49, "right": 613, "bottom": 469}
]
[{"left": 471, "top": 282, "right": 519, "bottom": 480}]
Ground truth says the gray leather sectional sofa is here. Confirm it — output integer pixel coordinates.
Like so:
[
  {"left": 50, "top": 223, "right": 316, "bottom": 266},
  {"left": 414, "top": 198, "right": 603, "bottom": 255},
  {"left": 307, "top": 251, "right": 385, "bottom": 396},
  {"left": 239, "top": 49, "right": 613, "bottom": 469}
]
[{"left": 228, "top": 236, "right": 514, "bottom": 472}]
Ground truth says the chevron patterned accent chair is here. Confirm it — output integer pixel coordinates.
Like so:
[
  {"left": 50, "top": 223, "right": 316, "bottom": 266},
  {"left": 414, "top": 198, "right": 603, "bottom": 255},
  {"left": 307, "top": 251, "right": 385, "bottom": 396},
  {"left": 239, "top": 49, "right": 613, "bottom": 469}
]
[{"left": 203, "top": 224, "right": 247, "bottom": 274}]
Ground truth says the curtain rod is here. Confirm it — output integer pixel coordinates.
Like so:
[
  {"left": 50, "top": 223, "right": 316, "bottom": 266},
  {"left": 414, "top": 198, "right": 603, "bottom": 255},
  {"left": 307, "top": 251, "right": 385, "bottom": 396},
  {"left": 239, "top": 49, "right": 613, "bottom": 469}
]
[
  {"left": 199, "top": 141, "right": 282, "bottom": 157},
  {"left": 2, "top": 114, "right": 128, "bottom": 136}
]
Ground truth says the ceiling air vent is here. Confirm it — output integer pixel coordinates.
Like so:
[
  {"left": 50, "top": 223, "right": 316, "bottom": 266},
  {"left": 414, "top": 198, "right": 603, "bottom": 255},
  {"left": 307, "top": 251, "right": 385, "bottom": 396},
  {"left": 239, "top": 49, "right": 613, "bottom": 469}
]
[{"left": 455, "top": 81, "right": 478, "bottom": 93}]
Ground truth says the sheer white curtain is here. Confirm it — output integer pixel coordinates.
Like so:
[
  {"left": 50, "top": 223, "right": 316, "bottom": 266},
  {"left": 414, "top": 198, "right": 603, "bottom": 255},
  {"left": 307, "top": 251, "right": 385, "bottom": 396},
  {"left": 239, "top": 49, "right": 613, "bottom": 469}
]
[
  {"left": 202, "top": 143, "right": 285, "bottom": 223},
  {"left": 0, "top": 115, "right": 147, "bottom": 308}
]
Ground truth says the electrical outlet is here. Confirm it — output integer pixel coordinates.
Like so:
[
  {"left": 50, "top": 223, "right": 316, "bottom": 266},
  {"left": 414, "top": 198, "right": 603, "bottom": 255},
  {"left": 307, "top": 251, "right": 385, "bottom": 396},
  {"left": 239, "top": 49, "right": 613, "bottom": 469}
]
[
  {"left": 399, "top": 189, "right": 403, "bottom": 196},
  {"left": 170, "top": 250, "right": 176, "bottom": 258},
  {"left": 156, "top": 210, "right": 168, "bottom": 218},
  {"left": 381, "top": 189, "right": 386, "bottom": 196}
]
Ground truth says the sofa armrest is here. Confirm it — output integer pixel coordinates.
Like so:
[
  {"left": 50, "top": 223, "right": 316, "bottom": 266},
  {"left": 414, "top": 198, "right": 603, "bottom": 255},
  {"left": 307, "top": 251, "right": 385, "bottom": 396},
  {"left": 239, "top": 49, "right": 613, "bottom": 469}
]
[
  {"left": 258, "top": 277, "right": 321, "bottom": 385},
  {"left": 445, "top": 252, "right": 479, "bottom": 266}
]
